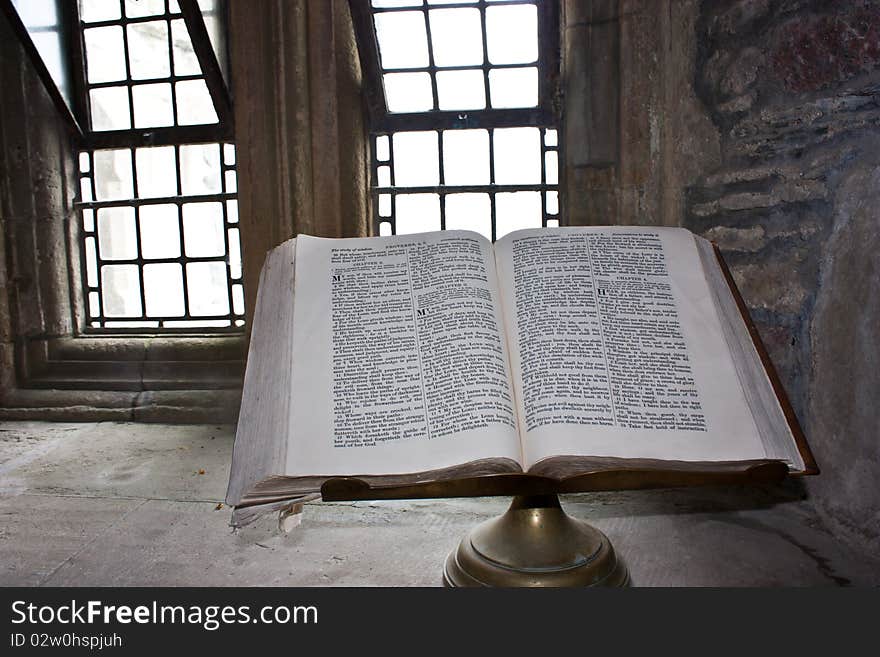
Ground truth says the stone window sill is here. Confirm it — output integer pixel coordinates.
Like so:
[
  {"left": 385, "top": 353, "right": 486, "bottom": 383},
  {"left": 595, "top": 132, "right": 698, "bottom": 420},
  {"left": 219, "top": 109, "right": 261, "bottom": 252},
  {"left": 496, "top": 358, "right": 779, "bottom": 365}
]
[{"left": 0, "top": 335, "right": 245, "bottom": 423}]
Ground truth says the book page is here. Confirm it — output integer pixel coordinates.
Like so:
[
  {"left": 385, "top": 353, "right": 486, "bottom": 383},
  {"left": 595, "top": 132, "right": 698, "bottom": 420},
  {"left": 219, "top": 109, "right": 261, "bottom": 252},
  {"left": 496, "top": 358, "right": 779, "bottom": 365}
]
[
  {"left": 226, "top": 238, "right": 296, "bottom": 506},
  {"left": 494, "top": 226, "right": 767, "bottom": 468},
  {"left": 286, "top": 231, "right": 521, "bottom": 477}
]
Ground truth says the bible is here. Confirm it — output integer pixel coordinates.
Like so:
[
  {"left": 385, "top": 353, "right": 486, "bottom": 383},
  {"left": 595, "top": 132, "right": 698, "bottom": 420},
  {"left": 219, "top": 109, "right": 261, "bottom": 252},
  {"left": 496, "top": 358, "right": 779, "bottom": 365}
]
[{"left": 226, "top": 227, "right": 816, "bottom": 521}]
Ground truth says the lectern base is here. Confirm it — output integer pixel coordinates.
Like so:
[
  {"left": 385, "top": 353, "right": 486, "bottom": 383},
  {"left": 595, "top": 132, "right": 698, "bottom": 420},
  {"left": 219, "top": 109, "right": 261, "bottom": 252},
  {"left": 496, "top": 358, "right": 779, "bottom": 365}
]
[{"left": 443, "top": 494, "right": 629, "bottom": 587}]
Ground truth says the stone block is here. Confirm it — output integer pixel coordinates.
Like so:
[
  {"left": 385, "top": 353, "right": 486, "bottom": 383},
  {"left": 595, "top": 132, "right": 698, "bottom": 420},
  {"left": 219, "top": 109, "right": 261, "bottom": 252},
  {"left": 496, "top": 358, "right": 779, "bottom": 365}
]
[
  {"left": 702, "top": 225, "right": 767, "bottom": 252},
  {"left": 730, "top": 259, "right": 810, "bottom": 315},
  {"left": 705, "top": 0, "right": 772, "bottom": 40},
  {"left": 771, "top": 6, "right": 880, "bottom": 93},
  {"left": 720, "top": 47, "right": 764, "bottom": 97},
  {"left": 808, "top": 163, "right": 880, "bottom": 554}
]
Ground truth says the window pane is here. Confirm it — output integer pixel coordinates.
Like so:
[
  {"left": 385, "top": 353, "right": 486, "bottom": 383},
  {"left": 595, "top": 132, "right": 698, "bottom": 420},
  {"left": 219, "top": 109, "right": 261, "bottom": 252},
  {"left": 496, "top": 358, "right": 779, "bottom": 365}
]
[
  {"left": 182, "top": 202, "right": 225, "bottom": 257},
  {"left": 101, "top": 265, "right": 142, "bottom": 317},
  {"left": 139, "top": 204, "right": 181, "bottom": 259},
  {"left": 375, "top": 11, "right": 429, "bottom": 69},
  {"left": 171, "top": 19, "right": 201, "bottom": 76},
  {"left": 97, "top": 206, "right": 138, "bottom": 260},
  {"left": 89, "top": 86, "right": 131, "bottom": 131},
  {"left": 375, "top": 135, "right": 390, "bottom": 161},
  {"left": 223, "top": 144, "right": 236, "bottom": 165},
  {"left": 486, "top": 4, "right": 538, "bottom": 65},
  {"left": 226, "top": 200, "right": 238, "bottom": 223},
  {"left": 186, "top": 262, "right": 229, "bottom": 315},
  {"left": 377, "top": 166, "right": 391, "bottom": 187},
  {"left": 436, "top": 70, "right": 485, "bottom": 110},
  {"left": 143, "top": 264, "right": 185, "bottom": 317},
  {"left": 88, "top": 291, "right": 100, "bottom": 318},
  {"left": 224, "top": 170, "right": 237, "bottom": 193},
  {"left": 445, "top": 193, "right": 491, "bottom": 240},
  {"left": 176, "top": 79, "right": 218, "bottom": 125},
  {"left": 124, "top": 0, "right": 166, "bottom": 18},
  {"left": 79, "top": 0, "right": 121, "bottom": 23},
  {"left": 93, "top": 149, "right": 134, "bottom": 201},
  {"left": 495, "top": 192, "right": 542, "bottom": 238},
  {"left": 127, "top": 21, "right": 170, "bottom": 80},
  {"left": 228, "top": 228, "right": 242, "bottom": 279},
  {"left": 379, "top": 194, "right": 392, "bottom": 216},
  {"left": 442, "top": 129, "right": 489, "bottom": 185},
  {"left": 80, "top": 178, "right": 93, "bottom": 202},
  {"left": 84, "top": 26, "right": 127, "bottom": 83},
  {"left": 232, "top": 283, "right": 245, "bottom": 315},
  {"left": 429, "top": 8, "right": 482, "bottom": 67},
  {"left": 179, "top": 144, "right": 221, "bottom": 195},
  {"left": 493, "top": 127, "right": 541, "bottom": 184},
  {"left": 85, "top": 236, "right": 98, "bottom": 286},
  {"left": 545, "top": 129, "right": 558, "bottom": 147},
  {"left": 489, "top": 67, "right": 538, "bottom": 108},
  {"left": 546, "top": 191, "right": 559, "bottom": 215},
  {"left": 384, "top": 72, "right": 433, "bottom": 113},
  {"left": 545, "top": 151, "right": 558, "bottom": 185},
  {"left": 82, "top": 208, "right": 95, "bottom": 232},
  {"left": 393, "top": 132, "right": 439, "bottom": 186},
  {"left": 395, "top": 194, "right": 440, "bottom": 234},
  {"left": 379, "top": 221, "right": 392, "bottom": 236},
  {"left": 136, "top": 146, "right": 177, "bottom": 198},
  {"left": 132, "top": 82, "right": 174, "bottom": 128}
]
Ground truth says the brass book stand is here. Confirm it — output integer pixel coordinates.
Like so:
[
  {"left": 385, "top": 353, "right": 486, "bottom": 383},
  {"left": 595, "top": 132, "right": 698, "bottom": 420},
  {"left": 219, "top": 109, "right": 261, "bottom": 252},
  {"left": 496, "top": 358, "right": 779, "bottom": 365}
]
[{"left": 320, "top": 460, "right": 789, "bottom": 587}]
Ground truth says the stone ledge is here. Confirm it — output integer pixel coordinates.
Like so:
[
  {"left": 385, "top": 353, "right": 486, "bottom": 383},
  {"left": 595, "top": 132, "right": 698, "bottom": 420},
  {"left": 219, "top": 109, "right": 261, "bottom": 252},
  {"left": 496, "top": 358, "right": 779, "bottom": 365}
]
[
  {"left": 45, "top": 335, "right": 246, "bottom": 361},
  {"left": 0, "top": 388, "right": 241, "bottom": 423},
  {"left": 18, "top": 336, "right": 246, "bottom": 392}
]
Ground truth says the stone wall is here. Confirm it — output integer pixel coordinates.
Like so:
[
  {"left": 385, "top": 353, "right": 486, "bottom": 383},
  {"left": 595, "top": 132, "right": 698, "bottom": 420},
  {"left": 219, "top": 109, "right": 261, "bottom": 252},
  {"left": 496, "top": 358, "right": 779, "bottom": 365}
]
[
  {"left": 0, "top": 7, "right": 78, "bottom": 393},
  {"left": 229, "top": 0, "right": 369, "bottom": 325},
  {"left": 564, "top": 0, "right": 880, "bottom": 554},
  {"left": 685, "top": 0, "right": 880, "bottom": 553}
]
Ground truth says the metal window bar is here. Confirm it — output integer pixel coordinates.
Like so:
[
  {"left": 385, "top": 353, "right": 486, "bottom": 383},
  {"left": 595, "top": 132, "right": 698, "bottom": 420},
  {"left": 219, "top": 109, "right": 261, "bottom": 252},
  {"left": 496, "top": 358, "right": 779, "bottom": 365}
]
[
  {"left": 78, "top": 2, "right": 223, "bottom": 133},
  {"left": 352, "top": 0, "right": 559, "bottom": 126},
  {"left": 72, "top": 1, "right": 232, "bottom": 135},
  {"left": 72, "top": 0, "right": 242, "bottom": 333},
  {"left": 372, "top": 127, "right": 559, "bottom": 240},
  {"left": 77, "top": 143, "right": 244, "bottom": 332}
]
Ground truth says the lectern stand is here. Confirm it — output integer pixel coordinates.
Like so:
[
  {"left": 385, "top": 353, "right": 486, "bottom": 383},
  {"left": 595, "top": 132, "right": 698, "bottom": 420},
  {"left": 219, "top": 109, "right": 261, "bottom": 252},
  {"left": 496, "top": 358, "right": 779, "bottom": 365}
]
[
  {"left": 443, "top": 493, "right": 628, "bottom": 587},
  {"left": 319, "top": 460, "right": 789, "bottom": 587}
]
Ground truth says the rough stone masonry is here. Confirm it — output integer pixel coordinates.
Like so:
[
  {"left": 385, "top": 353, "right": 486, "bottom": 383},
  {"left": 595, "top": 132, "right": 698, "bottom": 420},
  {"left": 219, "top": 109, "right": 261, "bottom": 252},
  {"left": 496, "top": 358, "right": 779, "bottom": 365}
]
[{"left": 684, "top": 0, "right": 880, "bottom": 554}]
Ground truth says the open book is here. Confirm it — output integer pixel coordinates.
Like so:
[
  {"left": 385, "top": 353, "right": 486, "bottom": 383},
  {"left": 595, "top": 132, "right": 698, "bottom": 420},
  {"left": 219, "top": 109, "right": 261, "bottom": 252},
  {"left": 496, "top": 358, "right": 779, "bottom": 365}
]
[{"left": 226, "top": 227, "right": 816, "bottom": 517}]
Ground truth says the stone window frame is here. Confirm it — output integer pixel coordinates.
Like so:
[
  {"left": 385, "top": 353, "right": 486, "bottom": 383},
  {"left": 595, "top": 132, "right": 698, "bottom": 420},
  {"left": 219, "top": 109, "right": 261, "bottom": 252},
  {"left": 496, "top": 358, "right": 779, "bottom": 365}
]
[{"left": 0, "top": 0, "right": 244, "bottom": 422}]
